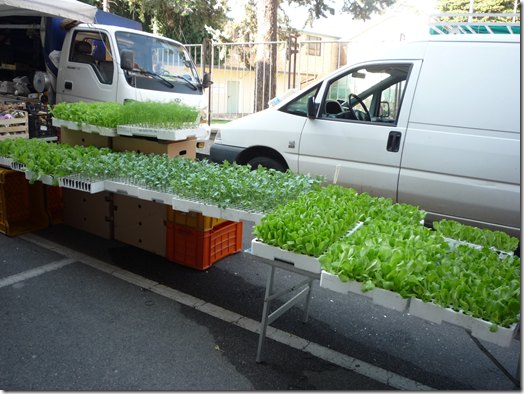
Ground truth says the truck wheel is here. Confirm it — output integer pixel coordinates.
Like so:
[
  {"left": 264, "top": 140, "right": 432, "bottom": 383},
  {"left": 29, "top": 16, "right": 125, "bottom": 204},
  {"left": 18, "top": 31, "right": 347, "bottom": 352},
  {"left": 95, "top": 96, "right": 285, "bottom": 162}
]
[{"left": 247, "top": 157, "right": 287, "bottom": 172}]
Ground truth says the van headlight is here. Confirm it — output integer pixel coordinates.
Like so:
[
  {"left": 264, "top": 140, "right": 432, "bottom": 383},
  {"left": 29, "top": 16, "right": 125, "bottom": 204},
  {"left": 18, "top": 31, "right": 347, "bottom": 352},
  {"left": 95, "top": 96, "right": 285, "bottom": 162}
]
[{"left": 214, "top": 130, "right": 222, "bottom": 143}]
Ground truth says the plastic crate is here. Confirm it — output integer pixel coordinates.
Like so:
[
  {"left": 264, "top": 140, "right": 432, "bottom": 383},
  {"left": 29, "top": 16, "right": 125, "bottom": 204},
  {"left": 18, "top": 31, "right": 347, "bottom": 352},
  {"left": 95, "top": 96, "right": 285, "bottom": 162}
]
[
  {"left": 45, "top": 185, "right": 64, "bottom": 225},
  {"left": 167, "top": 208, "right": 227, "bottom": 231},
  {"left": 0, "top": 168, "right": 49, "bottom": 236},
  {"left": 166, "top": 220, "right": 243, "bottom": 270},
  {"left": 27, "top": 103, "right": 57, "bottom": 140}
]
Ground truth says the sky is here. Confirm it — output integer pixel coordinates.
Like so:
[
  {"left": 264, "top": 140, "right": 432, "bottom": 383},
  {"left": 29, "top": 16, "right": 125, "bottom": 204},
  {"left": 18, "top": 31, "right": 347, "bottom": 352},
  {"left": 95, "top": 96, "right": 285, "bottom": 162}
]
[{"left": 227, "top": 0, "right": 439, "bottom": 38}]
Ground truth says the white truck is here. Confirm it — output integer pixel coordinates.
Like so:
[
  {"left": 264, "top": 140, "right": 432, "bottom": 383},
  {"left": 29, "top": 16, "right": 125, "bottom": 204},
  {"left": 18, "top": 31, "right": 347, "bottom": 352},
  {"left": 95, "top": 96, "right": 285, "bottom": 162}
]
[
  {"left": 210, "top": 32, "right": 521, "bottom": 239},
  {"left": 0, "top": 0, "right": 212, "bottom": 135}
]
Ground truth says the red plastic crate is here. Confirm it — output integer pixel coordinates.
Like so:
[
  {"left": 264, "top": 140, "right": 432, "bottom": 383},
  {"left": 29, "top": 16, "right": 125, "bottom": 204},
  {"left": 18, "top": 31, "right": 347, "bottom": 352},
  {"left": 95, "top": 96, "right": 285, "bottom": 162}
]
[{"left": 166, "top": 220, "right": 243, "bottom": 270}]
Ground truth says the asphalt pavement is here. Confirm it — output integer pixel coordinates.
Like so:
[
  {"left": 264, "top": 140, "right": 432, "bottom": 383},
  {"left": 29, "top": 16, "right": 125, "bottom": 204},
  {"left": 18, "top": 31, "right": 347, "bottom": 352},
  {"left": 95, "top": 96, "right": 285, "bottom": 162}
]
[
  {"left": 1, "top": 138, "right": 521, "bottom": 390},
  {"left": 1, "top": 215, "right": 521, "bottom": 390}
]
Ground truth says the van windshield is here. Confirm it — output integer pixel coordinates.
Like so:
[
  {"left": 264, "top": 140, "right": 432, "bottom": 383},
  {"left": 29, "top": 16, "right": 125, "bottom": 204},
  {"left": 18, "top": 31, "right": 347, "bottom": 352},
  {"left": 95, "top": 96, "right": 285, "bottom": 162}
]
[{"left": 115, "top": 32, "right": 200, "bottom": 84}]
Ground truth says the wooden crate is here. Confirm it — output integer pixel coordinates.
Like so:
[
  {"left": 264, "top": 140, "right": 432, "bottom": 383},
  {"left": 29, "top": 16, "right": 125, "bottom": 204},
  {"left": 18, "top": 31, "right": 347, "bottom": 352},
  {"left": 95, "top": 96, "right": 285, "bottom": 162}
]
[{"left": 0, "top": 111, "right": 29, "bottom": 141}]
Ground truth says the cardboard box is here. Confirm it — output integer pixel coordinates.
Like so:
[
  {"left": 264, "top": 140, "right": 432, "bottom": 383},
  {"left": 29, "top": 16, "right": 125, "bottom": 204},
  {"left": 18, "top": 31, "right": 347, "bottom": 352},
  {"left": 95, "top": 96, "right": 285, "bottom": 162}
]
[
  {"left": 59, "top": 127, "right": 112, "bottom": 149},
  {"left": 62, "top": 189, "right": 113, "bottom": 239},
  {"left": 113, "top": 136, "right": 196, "bottom": 159},
  {"left": 113, "top": 194, "right": 167, "bottom": 256}
]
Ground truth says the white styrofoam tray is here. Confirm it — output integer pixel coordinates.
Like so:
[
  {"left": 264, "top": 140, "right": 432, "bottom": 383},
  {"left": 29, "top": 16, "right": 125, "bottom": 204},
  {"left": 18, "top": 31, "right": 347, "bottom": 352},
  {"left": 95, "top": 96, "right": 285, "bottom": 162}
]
[
  {"left": 171, "top": 196, "right": 222, "bottom": 218},
  {"left": 24, "top": 171, "right": 54, "bottom": 186},
  {"left": 117, "top": 125, "right": 206, "bottom": 141},
  {"left": 137, "top": 188, "right": 174, "bottom": 205},
  {"left": 52, "top": 118, "right": 80, "bottom": 130},
  {"left": 0, "top": 157, "right": 12, "bottom": 168},
  {"left": 444, "top": 237, "right": 514, "bottom": 258},
  {"left": 409, "top": 298, "right": 519, "bottom": 347},
  {"left": 220, "top": 207, "right": 265, "bottom": 225},
  {"left": 251, "top": 222, "right": 363, "bottom": 274},
  {"left": 57, "top": 177, "right": 105, "bottom": 194},
  {"left": 81, "top": 123, "right": 118, "bottom": 137},
  {"left": 10, "top": 161, "right": 26, "bottom": 171},
  {"left": 103, "top": 180, "right": 140, "bottom": 197},
  {"left": 319, "top": 271, "right": 410, "bottom": 312}
]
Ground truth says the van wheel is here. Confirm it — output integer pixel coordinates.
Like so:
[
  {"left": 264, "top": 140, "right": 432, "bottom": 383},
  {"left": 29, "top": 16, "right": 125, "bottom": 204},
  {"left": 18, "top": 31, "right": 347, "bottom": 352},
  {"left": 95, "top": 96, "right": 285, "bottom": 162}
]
[{"left": 247, "top": 157, "right": 287, "bottom": 172}]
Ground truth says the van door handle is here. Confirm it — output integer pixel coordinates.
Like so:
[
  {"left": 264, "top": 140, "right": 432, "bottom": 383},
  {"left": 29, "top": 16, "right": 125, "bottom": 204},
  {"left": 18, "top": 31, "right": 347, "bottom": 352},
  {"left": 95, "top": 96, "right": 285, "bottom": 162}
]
[{"left": 386, "top": 131, "right": 402, "bottom": 152}]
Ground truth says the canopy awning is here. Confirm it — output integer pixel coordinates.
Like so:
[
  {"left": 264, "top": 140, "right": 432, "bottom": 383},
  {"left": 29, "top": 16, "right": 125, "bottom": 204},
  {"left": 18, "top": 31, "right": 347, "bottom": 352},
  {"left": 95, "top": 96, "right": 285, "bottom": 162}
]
[{"left": 0, "top": 0, "right": 97, "bottom": 23}]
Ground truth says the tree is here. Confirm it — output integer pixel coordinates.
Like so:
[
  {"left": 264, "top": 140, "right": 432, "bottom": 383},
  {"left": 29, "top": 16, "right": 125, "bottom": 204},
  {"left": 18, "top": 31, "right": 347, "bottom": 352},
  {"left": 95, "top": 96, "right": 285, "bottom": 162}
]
[
  {"left": 78, "top": 0, "right": 228, "bottom": 45},
  {"left": 230, "top": 0, "right": 398, "bottom": 111},
  {"left": 435, "top": 0, "right": 520, "bottom": 21}
]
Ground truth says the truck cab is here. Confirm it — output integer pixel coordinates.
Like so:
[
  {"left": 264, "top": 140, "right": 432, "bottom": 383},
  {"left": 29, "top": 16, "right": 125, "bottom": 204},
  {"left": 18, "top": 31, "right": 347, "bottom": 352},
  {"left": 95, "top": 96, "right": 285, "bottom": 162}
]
[{"left": 56, "top": 24, "right": 211, "bottom": 123}]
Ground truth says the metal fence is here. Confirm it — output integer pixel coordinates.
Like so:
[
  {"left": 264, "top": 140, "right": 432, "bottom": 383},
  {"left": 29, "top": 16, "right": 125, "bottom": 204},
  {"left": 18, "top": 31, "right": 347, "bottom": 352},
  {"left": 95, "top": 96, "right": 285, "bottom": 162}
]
[{"left": 186, "top": 39, "right": 399, "bottom": 121}]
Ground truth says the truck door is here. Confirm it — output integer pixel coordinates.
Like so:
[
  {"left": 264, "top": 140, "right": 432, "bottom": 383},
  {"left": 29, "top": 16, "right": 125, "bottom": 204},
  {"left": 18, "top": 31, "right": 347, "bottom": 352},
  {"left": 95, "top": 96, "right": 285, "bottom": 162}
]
[
  {"left": 298, "top": 61, "right": 421, "bottom": 201},
  {"left": 56, "top": 30, "right": 117, "bottom": 103}
]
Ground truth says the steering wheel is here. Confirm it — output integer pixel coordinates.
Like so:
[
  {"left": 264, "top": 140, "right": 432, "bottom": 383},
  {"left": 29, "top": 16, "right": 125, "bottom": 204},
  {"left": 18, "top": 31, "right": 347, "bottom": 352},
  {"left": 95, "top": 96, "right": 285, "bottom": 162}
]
[{"left": 346, "top": 93, "right": 371, "bottom": 121}]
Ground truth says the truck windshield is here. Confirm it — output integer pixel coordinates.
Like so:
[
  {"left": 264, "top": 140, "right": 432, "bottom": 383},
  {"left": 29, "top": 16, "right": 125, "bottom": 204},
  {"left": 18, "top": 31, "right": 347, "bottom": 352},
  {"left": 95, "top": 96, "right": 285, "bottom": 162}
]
[{"left": 115, "top": 32, "right": 200, "bottom": 85}]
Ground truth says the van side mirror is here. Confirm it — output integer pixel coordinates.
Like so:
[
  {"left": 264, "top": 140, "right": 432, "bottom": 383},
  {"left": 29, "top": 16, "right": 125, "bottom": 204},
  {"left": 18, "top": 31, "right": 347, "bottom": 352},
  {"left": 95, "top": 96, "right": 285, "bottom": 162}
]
[
  {"left": 307, "top": 96, "right": 317, "bottom": 119},
  {"left": 120, "top": 50, "right": 134, "bottom": 71},
  {"left": 202, "top": 72, "right": 213, "bottom": 89}
]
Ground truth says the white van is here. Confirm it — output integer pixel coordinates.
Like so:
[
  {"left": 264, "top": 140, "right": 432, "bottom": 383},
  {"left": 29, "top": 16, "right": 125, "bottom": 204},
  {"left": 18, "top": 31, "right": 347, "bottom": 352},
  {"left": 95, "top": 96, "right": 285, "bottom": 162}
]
[{"left": 210, "top": 34, "right": 520, "bottom": 238}]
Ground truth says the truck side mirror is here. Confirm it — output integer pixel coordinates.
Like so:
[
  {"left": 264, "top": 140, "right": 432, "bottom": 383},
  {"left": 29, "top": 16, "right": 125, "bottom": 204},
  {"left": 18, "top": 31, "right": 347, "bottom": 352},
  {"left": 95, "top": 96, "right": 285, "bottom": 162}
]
[
  {"left": 120, "top": 50, "right": 134, "bottom": 71},
  {"left": 307, "top": 96, "right": 317, "bottom": 119},
  {"left": 380, "top": 101, "right": 390, "bottom": 118},
  {"left": 202, "top": 72, "right": 213, "bottom": 89}
]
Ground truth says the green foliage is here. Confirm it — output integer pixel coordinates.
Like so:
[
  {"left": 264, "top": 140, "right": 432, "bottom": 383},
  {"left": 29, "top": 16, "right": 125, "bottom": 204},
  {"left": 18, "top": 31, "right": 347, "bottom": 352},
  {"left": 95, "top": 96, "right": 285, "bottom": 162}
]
[
  {"left": 433, "top": 219, "right": 519, "bottom": 253},
  {"left": 319, "top": 220, "right": 449, "bottom": 298},
  {"left": 253, "top": 185, "right": 360, "bottom": 257},
  {"left": 50, "top": 101, "right": 200, "bottom": 130},
  {"left": 0, "top": 138, "right": 322, "bottom": 212},
  {"left": 435, "top": 0, "right": 520, "bottom": 22}
]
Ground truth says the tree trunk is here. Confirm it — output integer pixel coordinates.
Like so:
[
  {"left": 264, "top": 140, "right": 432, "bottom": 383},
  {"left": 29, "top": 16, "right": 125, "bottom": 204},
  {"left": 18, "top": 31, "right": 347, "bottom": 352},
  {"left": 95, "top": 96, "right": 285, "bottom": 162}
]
[{"left": 255, "top": 0, "right": 278, "bottom": 112}]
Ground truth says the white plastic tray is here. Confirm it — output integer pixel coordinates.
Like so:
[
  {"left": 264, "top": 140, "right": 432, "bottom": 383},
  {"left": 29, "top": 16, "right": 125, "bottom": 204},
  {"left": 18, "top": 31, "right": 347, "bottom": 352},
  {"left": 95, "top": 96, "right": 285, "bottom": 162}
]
[
  {"left": 104, "top": 180, "right": 140, "bottom": 197},
  {"left": 251, "top": 222, "right": 363, "bottom": 274},
  {"left": 0, "top": 157, "right": 12, "bottom": 168},
  {"left": 171, "top": 196, "right": 222, "bottom": 218},
  {"left": 138, "top": 188, "right": 174, "bottom": 205},
  {"left": 57, "top": 177, "right": 105, "bottom": 193},
  {"left": 117, "top": 125, "right": 206, "bottom": 141},
  {"left": 24, "top": 171, "right": 54, "bottom": 186},
  {"left": 319, "top": 271, "right": 410, "bottom": 312},
  {"left": 444, "top": 237, "right": 514, "bottom": 258},
  {"left": 409, "top": 298, "right": 519, "bottom": 347}
]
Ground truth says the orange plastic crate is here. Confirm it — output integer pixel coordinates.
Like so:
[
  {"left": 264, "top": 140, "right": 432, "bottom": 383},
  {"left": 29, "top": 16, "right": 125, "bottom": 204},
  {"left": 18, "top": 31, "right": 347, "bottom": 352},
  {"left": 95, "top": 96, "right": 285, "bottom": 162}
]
[
  {"left": 0, "top": 168, "right": 49, "bottom": 236},
  {"left": 166, "top": 220, "right": 243, "bottom": 270},
  {"left": 167, "top": 208, "right": 227, "bottom": 231}
]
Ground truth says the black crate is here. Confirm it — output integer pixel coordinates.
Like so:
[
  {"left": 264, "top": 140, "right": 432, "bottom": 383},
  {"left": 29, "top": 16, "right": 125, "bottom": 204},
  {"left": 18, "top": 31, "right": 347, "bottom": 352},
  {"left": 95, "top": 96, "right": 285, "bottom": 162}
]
[{"left": 27, "top": 103, "right": 57, "bottom": 140}]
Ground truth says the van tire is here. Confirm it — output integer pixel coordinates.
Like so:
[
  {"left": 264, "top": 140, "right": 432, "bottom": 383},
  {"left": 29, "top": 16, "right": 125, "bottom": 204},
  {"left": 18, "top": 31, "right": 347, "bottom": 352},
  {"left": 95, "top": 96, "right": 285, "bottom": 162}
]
[{"left": 247, "top": 157, "right": 287, "bottom": 172}]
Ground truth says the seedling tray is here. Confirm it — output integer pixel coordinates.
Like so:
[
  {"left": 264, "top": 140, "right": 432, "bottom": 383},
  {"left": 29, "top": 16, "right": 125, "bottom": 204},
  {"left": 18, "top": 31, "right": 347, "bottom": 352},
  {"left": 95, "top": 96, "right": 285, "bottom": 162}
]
[
  {"left": 171, "top": 196, "right": 222, "bottom": 218},
  {"left": 117, "top": 125, "right": 206, "bottom": 141},
  {"left": 0, "top": 157, "right": 12, "bottom": 168},
  {"left": 409, "top": 298, "right": 519, "bottom": 347},
  {"left": 104, "top": 180, "right": 140, "bottom": 197},
  {"left": 81, "top": 123, "right": 118, "bottom": 137},
  {"left": 24, "top": 171, "right": 54, "bottom": 186},
  {"left": 251, "top": 222, "right": 363, "bottom": 274},
  {"left": 443, "top": 237, "right": 514, "bottom": 258},
  {"left": 57, "top": 176, "right": 105, "bottom": 193},
  {"left": 138, "top": 188, "right": 174, "bottom": 205},
  {"left": 220, "top": 207, "right": 265, "bottom": 225},
  {"left": 319, "top": 271, "right": 410, "bottom": 312},
  {"left": 52, "top": 118, "right": 80, "bottom": 130}
]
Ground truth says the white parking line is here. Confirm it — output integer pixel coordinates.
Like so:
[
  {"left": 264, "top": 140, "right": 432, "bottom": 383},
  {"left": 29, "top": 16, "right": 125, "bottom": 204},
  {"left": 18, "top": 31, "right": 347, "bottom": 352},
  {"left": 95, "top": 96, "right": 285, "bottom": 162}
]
[
  {"left": 19, "top": 233, "right": 435, "bottom": 390},
  {"left": 0, "top": 258, "right": 75, "bottom": 289}
]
